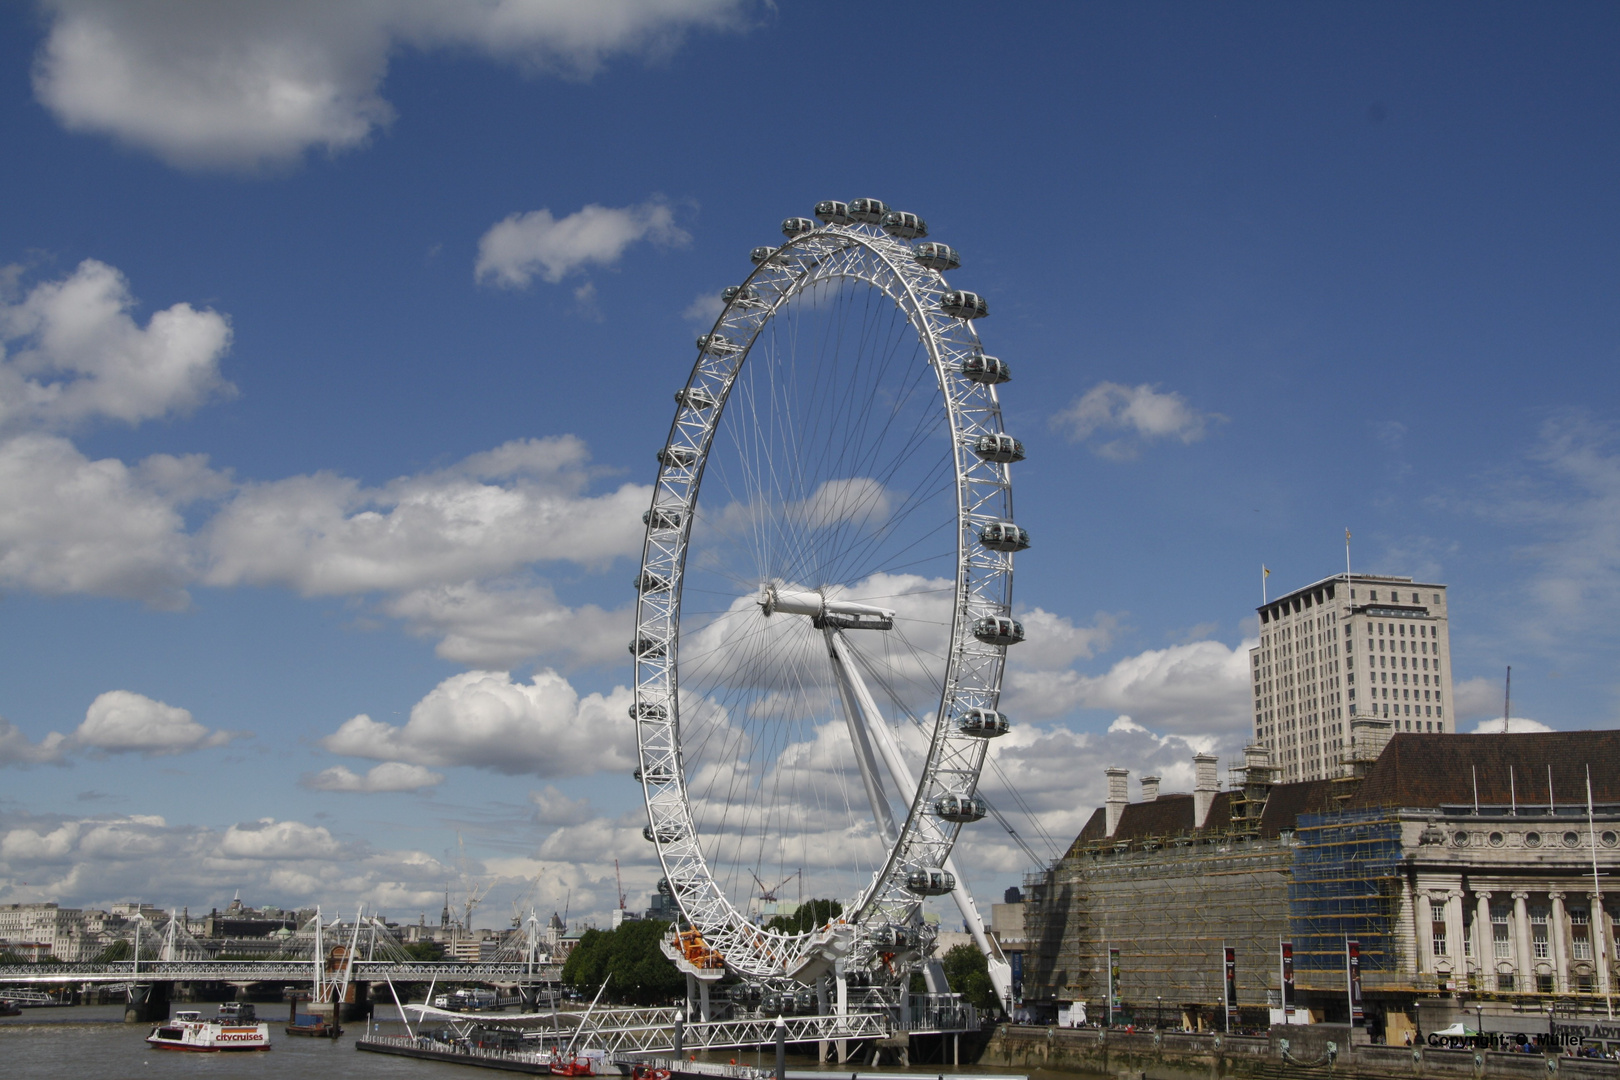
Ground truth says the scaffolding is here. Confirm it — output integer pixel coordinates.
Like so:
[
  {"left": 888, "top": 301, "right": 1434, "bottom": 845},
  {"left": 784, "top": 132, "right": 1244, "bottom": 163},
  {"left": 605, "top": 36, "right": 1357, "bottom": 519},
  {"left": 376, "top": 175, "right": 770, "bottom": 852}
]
[{"left": 1287, "top": 806, "right": 1404, "bottom": 981}]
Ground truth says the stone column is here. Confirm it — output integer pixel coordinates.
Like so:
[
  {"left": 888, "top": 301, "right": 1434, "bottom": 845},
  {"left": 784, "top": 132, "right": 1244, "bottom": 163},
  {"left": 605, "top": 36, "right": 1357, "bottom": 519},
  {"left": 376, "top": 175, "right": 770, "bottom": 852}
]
[
  {"left": 1416, "top": 892, "right": 1435, "bottom": 974},
  {"left": 1513, "top": 891, "right": 1533, "bottom": 988},
  {"left": 1444, "top": 891, "right": 1467, "bottom": 976},
  {"left": 1589, "top": 893, "right": 1614, "bottom": 1002},
  {"left": 1475, "top": 892, "right": 1494, "bottom": 990},
  {"left": 1550, "top": 891, "right": 1570, "bottom": 993}
]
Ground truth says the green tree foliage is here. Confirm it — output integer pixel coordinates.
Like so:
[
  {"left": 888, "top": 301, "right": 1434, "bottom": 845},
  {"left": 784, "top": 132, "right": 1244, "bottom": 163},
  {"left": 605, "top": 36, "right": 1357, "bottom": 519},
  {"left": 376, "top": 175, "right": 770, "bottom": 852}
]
[
  {"left": 561, "top": 920, "right": 684, "bottom": 1006},
  {"left": 763, "top": 899, "right": 843, "bottom": 935},
  {"left": 942, "top": 943, "right": 998, "bottom": 1012},
  {"left": 402, "top": 941, "right": 444, "bottom": 961},
  {"left": 94, "top": 939, "right": 132, "bottom": 963}
]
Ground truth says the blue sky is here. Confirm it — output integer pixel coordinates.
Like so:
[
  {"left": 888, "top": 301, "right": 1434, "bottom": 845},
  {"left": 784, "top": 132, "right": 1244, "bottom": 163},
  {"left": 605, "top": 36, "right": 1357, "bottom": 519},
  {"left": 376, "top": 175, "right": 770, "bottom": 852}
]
[{"left": 1, "top": 1, "right": 1618, "bottom": 930}]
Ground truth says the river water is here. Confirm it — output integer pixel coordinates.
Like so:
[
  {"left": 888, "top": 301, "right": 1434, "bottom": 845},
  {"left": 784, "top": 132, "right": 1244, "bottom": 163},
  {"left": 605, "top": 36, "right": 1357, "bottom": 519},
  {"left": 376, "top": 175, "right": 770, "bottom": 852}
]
[{"left": 2, "top": 1004, "right": 1100, "bottom": 1080}]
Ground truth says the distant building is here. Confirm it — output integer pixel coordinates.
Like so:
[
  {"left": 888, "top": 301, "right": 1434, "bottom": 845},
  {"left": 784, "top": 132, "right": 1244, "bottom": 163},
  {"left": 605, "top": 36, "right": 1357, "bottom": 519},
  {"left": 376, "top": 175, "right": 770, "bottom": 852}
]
[
  {"left": 1023, "top": 733, "right": 1620, "bottom": 1042},
  {"left": 1253, "top": 573, "right": 1454, "bottom": 782}
]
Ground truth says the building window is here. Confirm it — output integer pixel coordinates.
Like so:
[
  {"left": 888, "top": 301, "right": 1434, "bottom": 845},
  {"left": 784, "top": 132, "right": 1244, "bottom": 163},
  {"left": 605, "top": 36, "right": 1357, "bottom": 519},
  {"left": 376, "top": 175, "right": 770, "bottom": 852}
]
[
  {"left": 1498, "top": 971, "right": 1515, "bottom": 991},
  {"left": 1432, "top": 919, "right": 1449, "bottom": 955},
  {"left": 1571, "top": 910, "right": 1593, "bottom": 960},
  {"left": 1537, "top": 973, "right": 1554, "bottom": 993},
  {"left": 1531, "top": 908, "right": 1550, "bottom": 960},
  {"left": 1492, "top": 908, "right": 1512, "bottom": 959}
]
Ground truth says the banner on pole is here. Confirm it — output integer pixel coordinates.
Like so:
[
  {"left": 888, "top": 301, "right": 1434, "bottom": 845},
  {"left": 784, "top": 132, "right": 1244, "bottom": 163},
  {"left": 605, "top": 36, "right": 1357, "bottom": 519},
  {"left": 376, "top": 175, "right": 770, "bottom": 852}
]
[
  {"left": 1107, "top": 947, "right": 1121, "bottom": 1026},
  {"left": 1346, "top": 939, "right": 1364, "bottom": 1023},
  {"left": 1280, "top": 941, "right": 1295, "bottom": 1017},
  {"left": 1223, "top": 944, "right": 1238, "bottom": 1028}
]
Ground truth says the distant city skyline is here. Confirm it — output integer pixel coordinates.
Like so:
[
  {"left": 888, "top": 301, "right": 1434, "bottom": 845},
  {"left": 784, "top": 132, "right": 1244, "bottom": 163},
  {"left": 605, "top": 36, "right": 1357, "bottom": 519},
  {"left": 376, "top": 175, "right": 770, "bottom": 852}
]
[{"left": 0, "top": 2, "right": 1616, "bottom": 926}]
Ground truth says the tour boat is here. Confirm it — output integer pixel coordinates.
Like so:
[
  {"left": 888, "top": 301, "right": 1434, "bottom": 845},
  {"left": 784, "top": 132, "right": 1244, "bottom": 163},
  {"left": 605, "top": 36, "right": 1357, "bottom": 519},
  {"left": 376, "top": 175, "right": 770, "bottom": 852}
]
[{"left": 146, "top": 1003, "right": 271, "bottom": 1051}]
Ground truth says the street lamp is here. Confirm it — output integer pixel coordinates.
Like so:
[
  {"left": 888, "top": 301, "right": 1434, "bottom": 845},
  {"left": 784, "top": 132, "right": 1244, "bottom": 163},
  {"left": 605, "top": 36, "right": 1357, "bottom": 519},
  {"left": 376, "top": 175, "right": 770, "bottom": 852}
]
[{"left": 1157, "top": 995, "right": 1162, "bottom": 1031}]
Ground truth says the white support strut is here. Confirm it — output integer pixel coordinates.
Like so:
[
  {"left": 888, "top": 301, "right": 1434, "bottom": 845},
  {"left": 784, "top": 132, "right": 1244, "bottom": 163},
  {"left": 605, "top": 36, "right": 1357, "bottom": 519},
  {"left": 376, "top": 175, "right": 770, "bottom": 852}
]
[{"left": 825, "top": 629, "right": 1014, "bottom": 1011}]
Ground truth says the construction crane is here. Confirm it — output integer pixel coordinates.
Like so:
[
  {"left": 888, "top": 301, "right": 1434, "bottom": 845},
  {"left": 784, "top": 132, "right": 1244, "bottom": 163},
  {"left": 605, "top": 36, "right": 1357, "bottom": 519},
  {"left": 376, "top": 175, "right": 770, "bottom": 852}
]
[
  {"left": 749, "top": 869, "right": 800, "bottom": 905},
  {"left": 454, "top": 833, "right": 493, "bottom": 931},
  {"left": 614, "top": 859, "right": 627, "bottom": 910}
]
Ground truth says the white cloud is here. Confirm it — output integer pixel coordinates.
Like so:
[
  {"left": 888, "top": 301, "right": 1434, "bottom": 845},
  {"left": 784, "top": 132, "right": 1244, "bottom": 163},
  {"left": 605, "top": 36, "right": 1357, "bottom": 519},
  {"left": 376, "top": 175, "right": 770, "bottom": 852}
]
[
  {"left": 301, "top": 762, "right": 444, "bottom": 793},
  {"left": 1005, "top": 637, "right": 1254, "bottom": 735},
  {"left": 202, "top": 436, "right": 650, "bottom": 595},
  {"left": 530, "top": 784, "right": 593, "bottom": 826},
  {"left": 0, "top": 259, "right": 233, "bottom": 430},
  {"left": 475, "top": 200, "right": 690, "bottom": 288},
  {"left": 320, "top": 669, "right": 635, "bottom": 777},
  {"left": 220, "top": 819, "right": 343, "bottom": 860},
  {"left": 72, "top": 690, "right": 238, "bottom": 755},
  {"left": 384, "top": 580, "right": 630, "bottom": 668},
  {"left": 1471, "top": 717, "right": 1554, "bottom": 734},
  {"left": 1051, "top": 381, "right": 1222, "bottom": 460},
  {"left": 0, "top": 434, "right": 214, "bottom": 609},
  {"left": 32, "top": 1, "right": 750, "bottom": 170},
  {"left": 0, "top": 718, "right": 68, "bottom": 766}
]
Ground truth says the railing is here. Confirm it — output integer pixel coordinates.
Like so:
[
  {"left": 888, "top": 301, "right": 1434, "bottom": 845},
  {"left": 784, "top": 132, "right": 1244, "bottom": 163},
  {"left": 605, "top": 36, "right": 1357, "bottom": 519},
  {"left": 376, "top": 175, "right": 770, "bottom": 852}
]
[
  {"left": 360, "top": 1033, "right": 553, "bottom": 1067},
  {"left": 0, "top": 960, "right": 562, "bottom": 984}
]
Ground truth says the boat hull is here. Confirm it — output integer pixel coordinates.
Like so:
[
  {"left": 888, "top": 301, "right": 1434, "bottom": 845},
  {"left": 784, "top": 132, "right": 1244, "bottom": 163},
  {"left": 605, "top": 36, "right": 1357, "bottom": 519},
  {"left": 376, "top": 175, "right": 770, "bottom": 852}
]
[{"left": 146, "top": 1023, "right": 271, "bottom": 1051}]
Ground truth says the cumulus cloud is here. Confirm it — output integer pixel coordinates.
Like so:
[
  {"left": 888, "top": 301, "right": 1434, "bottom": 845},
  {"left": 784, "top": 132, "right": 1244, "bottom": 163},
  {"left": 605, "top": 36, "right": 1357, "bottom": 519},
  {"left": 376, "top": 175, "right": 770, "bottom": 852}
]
[
  {"left": 202, "top": 436, "right": 649, "bottom": 595},
  {"left": 0, "top": 808, "right": 456, "bottom": 911},
  {"left": 1005, "top": 637, "right": 1254, "bottom": 734},
  {"left": 530, "top": 784, "right": 593, "bottom": 826},
  {"left": 320, "top": 669, "right": 635, "bottom": 777},
  {"left": 1471, "top": 717, "right": 1554, "bottom": 734},
  {"left": 1051, "top": 382, "right": 1222, "bottom": 460},
  {"left": 31, "top": 1, "right": 750, "bottom": 170},
  {"left": 0, "top": 718, "right": 68, "bottom": 766},
  {"left": 301, "top": 762, "right": 443, "bottom": 793},
  {"left": 385, "top": 581, "right": 630, "bottom": 668},
  {"left": 72, "top": 690, "right": 239, "bottom": 755},
  {"left": 475, "top": 200, "right": 690, "bottom": 288},
  {"left": 0, "top": 259, "right": 234, "bottom": 431}
]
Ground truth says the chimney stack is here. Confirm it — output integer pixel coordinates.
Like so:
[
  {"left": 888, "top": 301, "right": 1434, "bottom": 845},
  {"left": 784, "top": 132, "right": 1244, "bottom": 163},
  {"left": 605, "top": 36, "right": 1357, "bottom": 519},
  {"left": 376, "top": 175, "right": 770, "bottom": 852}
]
[
  {"left": 1105, "top": 767, "right": 1130, "bottom": 837},
  {"left": 1140, "top": 775, "right": 1160, "bottom": 802},
  {"left": 1193, "top": 752, "right": 1219, "bottom": 828}
]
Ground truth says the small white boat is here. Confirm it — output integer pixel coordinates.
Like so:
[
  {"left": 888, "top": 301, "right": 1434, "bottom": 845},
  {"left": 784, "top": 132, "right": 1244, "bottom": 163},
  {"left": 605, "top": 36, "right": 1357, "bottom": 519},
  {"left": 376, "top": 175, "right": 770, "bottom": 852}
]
[{"left": 146, "top": 1003, "right": 271, "bottom": 1051}]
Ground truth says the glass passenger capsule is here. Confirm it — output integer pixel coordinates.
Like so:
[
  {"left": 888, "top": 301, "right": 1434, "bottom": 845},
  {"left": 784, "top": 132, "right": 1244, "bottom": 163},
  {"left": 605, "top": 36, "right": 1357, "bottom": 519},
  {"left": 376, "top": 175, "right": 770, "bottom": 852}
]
[
  {"left": 957, "top": 708, "right": 1011, "bottom": 738},
  {"left": 633, "top": 765, "right": 675, "bottom": 784},
  {"left": 750, "top": 246, "right": 790, "bottom": 266},
  {"left": 629, "top": 700, "right": 668, "bottom": 721},
  {"left": 657, "top": 446, "right": 699, "bottom": 469},
  {"left": 973, "top": 616, "right": 1025, "bottom": 646},
  {"left": 782, "top": 217, "right": 816, "bottom": 238},
  {"left": 933, "top": 794, "right": 989, "bottom": 822},
  {"left": 905, "top": 868, "right": 956, "bottom": 896},
  {"left": 643, "top": 823, "right": 683, "bottom": 843},
  {"left": 940, "top": 290, "right": 989, "bottom": 319},
  {"left": 676, "top": 387, "right": 718, "bottom": 409},
  {"left": 848, "top": 198, "right": 889, "bottom": 223},
  {"left": 869, "top": 924, "right": 912, "bottom": 949},
  {"left": 643, "top": 507, "right": 684, "bottom": 530},
  {"left": 973, "top": 433, "right": 1025, "bottom": 463},
  {"left": 960, "top": 353, "right": 1011, "bottom": 384},
  {"left": 696, "top": 333, "right": 741, "bottom": 355},
  {"left": 880, "top": 210, "right": 928, "bottom": 239},
  {"left": 793, "top": 990, "right": 818, "bottom": 1013},
  {"left": 722, "top": 284, "right": 762, "bottom": 306},
  {"left": 913, "top": 242, "right": 960, "bottom": 272},
  {"left": 630, "top": 635, "right": 667, "bottom": 658},
  {"left": 634, "top": 570, "right": 670, "bottom": 592},
  {"left": 979, "top": 520, "right": 1031, "bottom": 552},
  {"left": 814, "top": 200, "right": 853, "bottom": 225}
]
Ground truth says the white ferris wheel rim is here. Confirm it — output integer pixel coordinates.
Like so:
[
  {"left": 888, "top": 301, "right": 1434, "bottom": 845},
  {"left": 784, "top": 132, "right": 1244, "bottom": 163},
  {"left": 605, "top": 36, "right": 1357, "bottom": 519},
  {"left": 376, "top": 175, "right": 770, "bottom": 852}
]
[{"left": 631, "top": 204, "right": 1023, "bottom": 982}]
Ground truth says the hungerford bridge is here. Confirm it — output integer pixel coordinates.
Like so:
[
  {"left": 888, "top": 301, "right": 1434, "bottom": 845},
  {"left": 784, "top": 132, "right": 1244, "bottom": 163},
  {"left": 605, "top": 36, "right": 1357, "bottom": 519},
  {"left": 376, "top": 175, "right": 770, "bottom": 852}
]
[{"left": 0, "top": 908, "right": 976, "bottom": 1056}]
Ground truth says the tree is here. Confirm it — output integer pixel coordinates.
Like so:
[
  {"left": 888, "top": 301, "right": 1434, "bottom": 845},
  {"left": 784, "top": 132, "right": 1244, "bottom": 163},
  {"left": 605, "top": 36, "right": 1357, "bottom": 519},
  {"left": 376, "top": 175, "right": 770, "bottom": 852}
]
[
  {"left": 561, "top": 920, "right": 684, "bottom": 1006},
  {"left": 941, "top": 943, "right": 998, "bottom": 1012},
  {"left": 94, "top": 940, "right": 132, "bottom": 963},
  {"left": 763, "top": 899, "right": 843, "bottom": 935},
  {"left": 402, "top": 940, "right": 444, "bottom": 961}
]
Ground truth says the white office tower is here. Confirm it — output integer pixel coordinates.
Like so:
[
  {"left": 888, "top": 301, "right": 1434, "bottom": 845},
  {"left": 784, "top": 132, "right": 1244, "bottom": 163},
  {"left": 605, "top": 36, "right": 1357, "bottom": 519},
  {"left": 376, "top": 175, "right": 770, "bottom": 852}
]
[{"left": 1250, "top": 574, "right": 1454, "bottom": 782}]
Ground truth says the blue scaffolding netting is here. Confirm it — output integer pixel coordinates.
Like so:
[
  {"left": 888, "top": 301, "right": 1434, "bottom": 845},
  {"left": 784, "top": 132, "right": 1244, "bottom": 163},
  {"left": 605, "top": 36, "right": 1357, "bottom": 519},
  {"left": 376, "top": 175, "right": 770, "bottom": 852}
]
[{"left": 1288, "top": 807, "right": 1404, "bottom": 971}]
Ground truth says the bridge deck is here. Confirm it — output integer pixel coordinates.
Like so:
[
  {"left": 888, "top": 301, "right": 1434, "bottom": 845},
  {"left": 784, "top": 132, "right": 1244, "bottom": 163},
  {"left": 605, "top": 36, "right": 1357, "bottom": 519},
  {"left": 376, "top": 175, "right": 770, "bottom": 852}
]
[{"left": 0, "top": 961, "right": 560, "bottom": 985}]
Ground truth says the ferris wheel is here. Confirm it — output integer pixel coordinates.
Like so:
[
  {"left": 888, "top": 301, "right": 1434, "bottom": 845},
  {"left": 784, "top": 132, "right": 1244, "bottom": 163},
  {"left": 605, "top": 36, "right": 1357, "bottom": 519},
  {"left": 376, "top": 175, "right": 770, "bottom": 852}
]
[{"left": 631, "top": 199, "right": 1026, "bottom": 1006}]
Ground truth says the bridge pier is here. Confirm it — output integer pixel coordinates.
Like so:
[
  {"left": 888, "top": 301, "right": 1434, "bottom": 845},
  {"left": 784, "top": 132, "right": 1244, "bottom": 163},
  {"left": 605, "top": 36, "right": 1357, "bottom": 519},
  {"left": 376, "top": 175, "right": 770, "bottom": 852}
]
[
  {"left": 340, "top": 981, "right": 373, "bottom": 1022},
  {"left": 124, "top": 981, "right": 171, "bottom": 1024}
]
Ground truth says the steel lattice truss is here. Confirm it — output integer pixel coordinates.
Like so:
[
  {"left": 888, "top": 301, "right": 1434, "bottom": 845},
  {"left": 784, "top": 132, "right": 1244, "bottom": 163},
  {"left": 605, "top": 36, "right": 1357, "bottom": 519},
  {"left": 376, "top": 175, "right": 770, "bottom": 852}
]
[{"left": 632, "top": 208, "right": 1020, "bottom": 983}]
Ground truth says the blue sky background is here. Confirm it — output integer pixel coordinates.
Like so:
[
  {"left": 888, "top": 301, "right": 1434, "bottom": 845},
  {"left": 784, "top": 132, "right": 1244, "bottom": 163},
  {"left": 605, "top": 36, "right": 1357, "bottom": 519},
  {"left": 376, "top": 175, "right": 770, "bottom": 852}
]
[{"left": 1, "top": 0, "right": 1618, "bottom": 930}]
